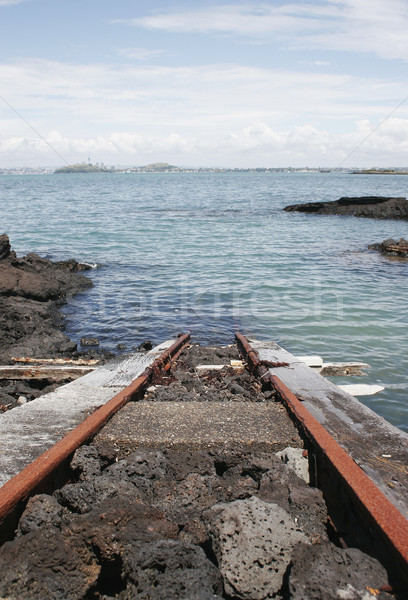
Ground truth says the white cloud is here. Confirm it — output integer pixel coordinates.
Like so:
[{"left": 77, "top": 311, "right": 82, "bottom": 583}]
[
  {"left": 0, "top": 57, "right": 390, "bottom": 128},
  {"left": 115, "top": 47, "right": 166, "bottom": 61},
  {"left": 114, "top": 1, "right": 408, "bottom": 62},
  {"left": 1, "top": 57, "right": 407, "bottom": 167},
  {"left": 2, "top": 117, "right": 408, "bottom": 168}
]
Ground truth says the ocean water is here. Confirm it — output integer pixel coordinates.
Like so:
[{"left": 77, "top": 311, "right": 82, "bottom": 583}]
[{"left": 1, "top": 172, "right": 407, "bottom": 432}]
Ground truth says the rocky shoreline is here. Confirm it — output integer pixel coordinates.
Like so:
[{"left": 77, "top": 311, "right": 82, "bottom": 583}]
[
  {"left": 0, "top": 234, "right": 112, "bottom": 409},
  {"left": 284, "top": 196, "right": 408, "bottom": 220}
]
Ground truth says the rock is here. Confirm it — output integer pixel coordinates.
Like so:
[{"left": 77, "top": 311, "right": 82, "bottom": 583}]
[
  {"left": 135, "top": 340, "right": 153, "bottom": 351},
  {"left": 105, "top": 449, "right": 168, "bottom": 492},
  {"left": 152, "top": 473, "right": 219, "bottom": 522},
  {"left": 116, "top": 342, "right": 126, "bottom": 349},
  {"left": 288, "top": 542, "right": 393, "bottom": 600},
  {"left": 17, "top": 395, "right": 28, "bottom": 405},
  {"left": 369, "top": 237, "right": 408, "bottom": 257},
  {"left": 0, "top": 261, "right": 63, "bottom": 300},
  {"left": 17, "top": 494, "right": 67, "bottom": 536},
  {"left": 0, "top": 235, "right": 95, "bottom": 364},
  {"left": 80, "top": 337, "right": 99, "bottom": 347},
  {"left": 165, "top": 449, "right": 216, "bottom": 481},
  {"left": 121, "top": 539, "right": 223, "bottom": 600},
  {"left": 258, "top": 460, "right": 328, "bottom": 543},
  {"left": 69, "top": 444, "right": 103, "bottom": 481},
  {"left": 0, "top": 233, "right": 11, "bottom": 260},
  {"left": 55, "top": 258, "right": 92, "bottom": 272},
  {"left": 204, "top": 496, "right": 308, "bottom": 599},
  {"left": 54, "top": 476, "right": 139, "bottom": 514},
  {"left": 0, "top": 525, "right": 100, "bottom": 600},
  {"left": 69, "top": 496, "right": 179, "bottom": 562},
  {"left": 178, "top": 517, "right": 209, "bottom": 545},
  {"left": 229, "top": 381, "right": 246, "bottom": 395},
  {"left": 284, "top": 196, "right": 408, "bottom": 220},
  {"left": 276, "top": 446, "right": 309, "bottom": 483}
]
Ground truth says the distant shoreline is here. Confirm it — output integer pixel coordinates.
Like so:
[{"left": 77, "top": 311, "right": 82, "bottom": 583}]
[
  {"left": 350, "top": 169, "right": 408, "bottom": 175},
  {"left": 3, "top": 164, "right": 408, "bottom": 175}
]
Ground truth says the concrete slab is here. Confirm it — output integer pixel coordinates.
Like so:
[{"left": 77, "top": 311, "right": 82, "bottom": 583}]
[
  {"left": 0, "top": 341, "right": 175, "bottom": 487},
  {"left": 93, "top": 400, "right": 302, "bottom": 458}
]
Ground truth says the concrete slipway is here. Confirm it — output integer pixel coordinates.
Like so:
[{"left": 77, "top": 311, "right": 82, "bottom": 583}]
[{"left": 0, "top": 336, "right": 407, "bottom": 522}]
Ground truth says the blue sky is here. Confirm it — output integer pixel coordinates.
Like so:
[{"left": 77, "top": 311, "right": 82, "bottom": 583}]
[{"left": 1, "top": 0, "right": 408, "bottom": 167}]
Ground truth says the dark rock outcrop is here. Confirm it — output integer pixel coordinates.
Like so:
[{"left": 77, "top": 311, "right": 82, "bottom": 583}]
[
  {"left": 284, "top": 196, "right": 408, "bottom": 220},
  {"left": 0, "top": 233, "right": 12, "bottom": 260},
  {"left": 0, "top": 235, "right": 98, "bottom": 409},
  {"left": 0, "top": 235, "right": 93, "bottom": 364},
  {"left": 369, "top": 238, "right": 408, "bottom": 257}
]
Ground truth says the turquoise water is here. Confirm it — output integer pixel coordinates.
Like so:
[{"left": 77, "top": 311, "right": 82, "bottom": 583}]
[{"left": 1, "top": 172, "right": 407, "bottom": 431}]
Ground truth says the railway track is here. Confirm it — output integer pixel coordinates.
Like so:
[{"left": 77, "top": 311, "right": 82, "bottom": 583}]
[{"left": 0, "top": 333, "right": 406, "bottom": 599}]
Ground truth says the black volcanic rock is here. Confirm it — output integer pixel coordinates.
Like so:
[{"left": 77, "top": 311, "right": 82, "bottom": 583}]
[
  {"left": 0, "top": 233, "right": 12, "bottom": 261},
  {"left": 284, "top": 196, "right": 408, "bottom": 220},
  {"left": 0, "top": 235, "right": 93, "bottom": 364}
]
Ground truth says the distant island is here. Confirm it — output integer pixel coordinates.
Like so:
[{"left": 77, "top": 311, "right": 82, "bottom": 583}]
[
  {"left": 54, "top": 163, "right": 113, "bottom": 174},
  {"left": 351, "top": 169, "right": 408, "bottom": 175},
  {"left": 52, "top": 162, "right": 352, "bottom": 175}
]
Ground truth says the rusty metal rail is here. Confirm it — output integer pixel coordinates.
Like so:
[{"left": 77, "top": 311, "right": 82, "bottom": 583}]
[
  {"left": 0, "top": 333, "right": 190, "bottom": 538},
  {"left": 235, "top": 332, "right": 408, "bottom": 584}
]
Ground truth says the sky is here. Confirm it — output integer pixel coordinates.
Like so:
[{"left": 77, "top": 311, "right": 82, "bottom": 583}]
[{"left": 1, "top": 0, "right": 408, "bottom": 168}]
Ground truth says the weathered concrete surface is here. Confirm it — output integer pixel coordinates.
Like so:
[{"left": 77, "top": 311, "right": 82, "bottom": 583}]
[
  {"left": 0, "top": 342, "right": 175, "bottom": 487},
  {"left": 93, "top": 400, "right": 301, "bottom": 458},
  {"left": 284, "top": 196, "right": 408, "bottom": 220},
  {"left": 249, "top": 338, "right": 408, "bottom": 519}
]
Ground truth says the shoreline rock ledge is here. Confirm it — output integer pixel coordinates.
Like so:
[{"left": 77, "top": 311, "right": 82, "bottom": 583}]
[
  {"left": 284, "top": 196, "right": 408, "bottom": 220},
  {"left": 0, "top": 233, "right": 93, "bottom": 364}
]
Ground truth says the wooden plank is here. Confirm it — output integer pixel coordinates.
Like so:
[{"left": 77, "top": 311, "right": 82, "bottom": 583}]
[
  {"left": 0, "top": 365, "right": 94, "bottom": 381},
  {"left": 248, "top": 338, "right": 408, "bottom": 519},
  {"left": 11, "top": 357, "right": 100, "bottom": 366}
]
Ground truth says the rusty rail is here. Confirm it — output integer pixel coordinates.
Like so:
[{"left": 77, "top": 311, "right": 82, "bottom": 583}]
[
  {"left": 235, "top": 332, "right": 408, "bottom": 582},
  {"left": 0, "top": 333, "right": 190, "bottom": 536}
]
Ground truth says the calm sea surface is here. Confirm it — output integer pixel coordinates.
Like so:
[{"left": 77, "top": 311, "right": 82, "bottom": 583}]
[{"left": 1, "top": 172, "right": 407, "bottom": 431}]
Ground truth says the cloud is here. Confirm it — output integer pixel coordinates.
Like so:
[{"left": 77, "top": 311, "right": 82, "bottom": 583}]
[
  {"left": 114, "top": 1, "right": 408, "bottom": 62},
  {"left": 2, "top": 117, "right": 408, "bottom": 168},
  {"left": 115, "top": 47, "right": 166, "bottom": 61},
  {"left": 0, "top": 57, "right": 407, "bottom": 166}
]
